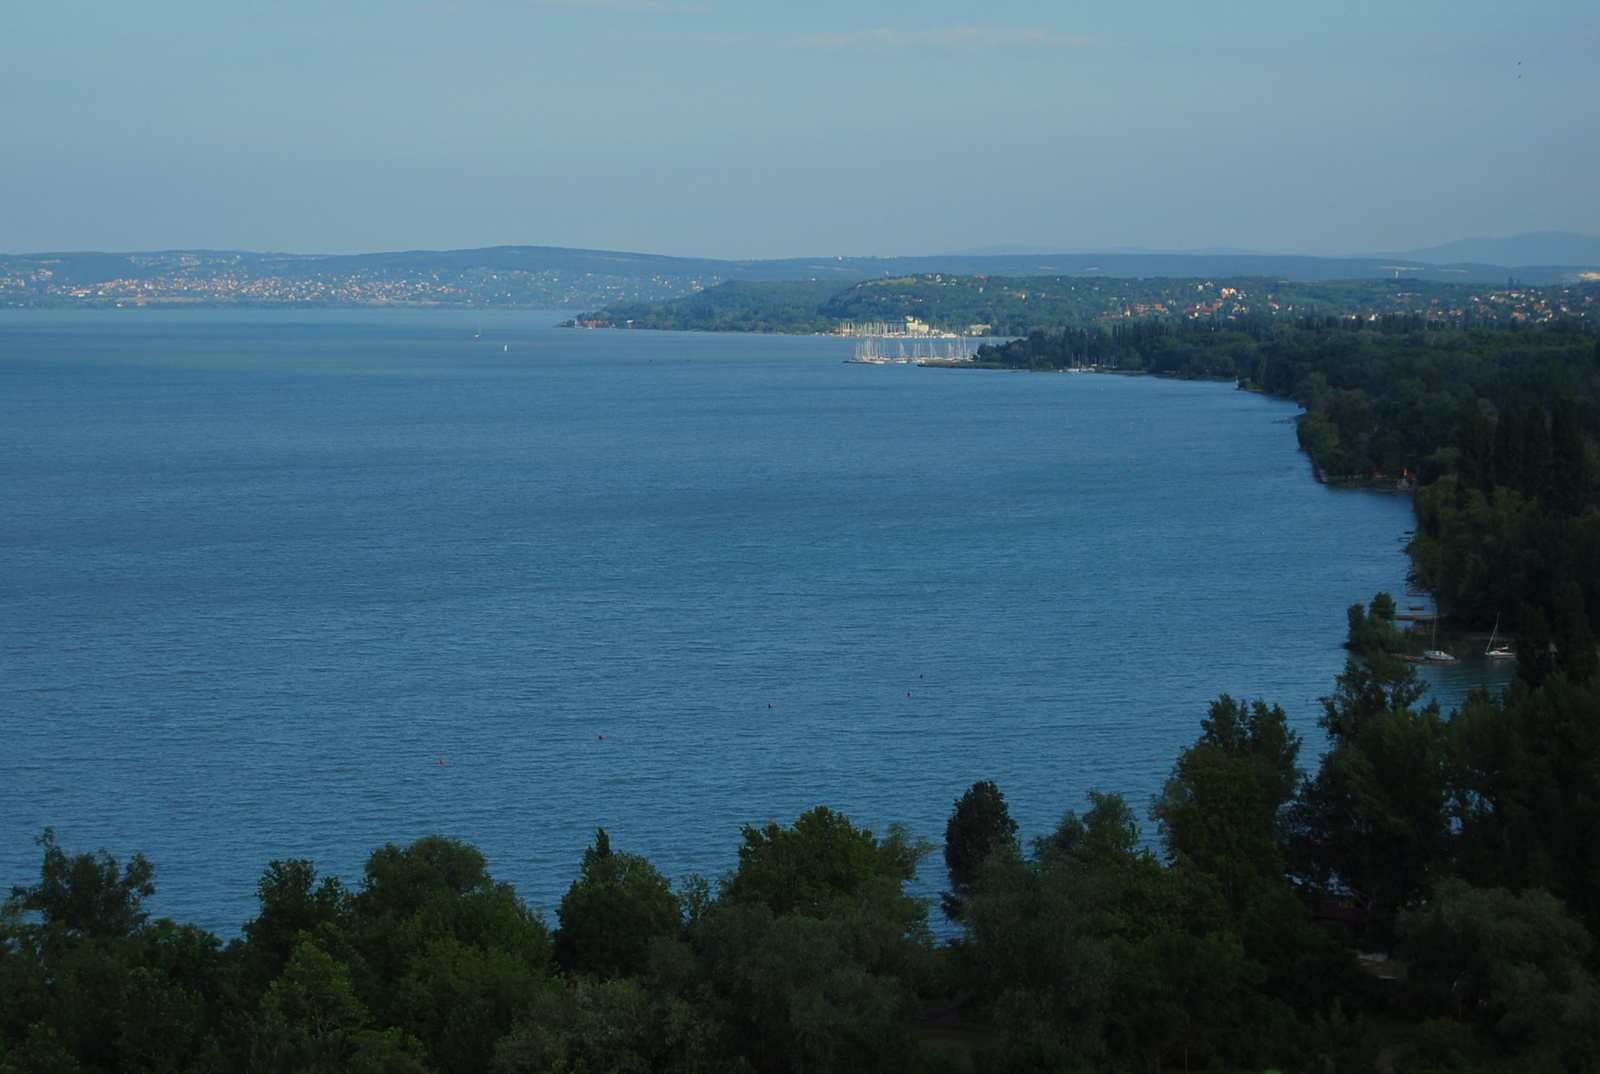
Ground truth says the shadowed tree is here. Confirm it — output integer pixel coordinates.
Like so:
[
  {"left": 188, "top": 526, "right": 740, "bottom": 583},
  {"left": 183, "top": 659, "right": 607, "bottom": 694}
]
[
  {"left": 1291, "top": 660, "right": 1450, "bottom": 938},
  {"left": 1554, "top": 580, "right": 1597, "bottom": 685},
  {"left": 1458, "top": 395, "right": 1494, "bottom": 495},
  {"left": 554, "top": 828, "right": 681, "bottom": 980},
  {"left": 1517, "top": 603, "right": 1555, "bottom": 690},
  {"left": 1549, "top": 398, "right": 1591, "bottom": 517},
  {"left": 1493, "top": 397, "right": 1526, "bottom": 494},
  {"left": 238, "top": 858, "right": 351, "bottom": 996},
  {"left": 350, "top": 835, "right": 556, "bottom": 1074},
  {"left": 942, "top": 780, "right": 1019, "bottom": 922},
  {"left": 1517, "top": 399, "right": 1552, "bottom": 503},
  {"left": 6, "top": 829, "right": 154, "bottom": 940}
]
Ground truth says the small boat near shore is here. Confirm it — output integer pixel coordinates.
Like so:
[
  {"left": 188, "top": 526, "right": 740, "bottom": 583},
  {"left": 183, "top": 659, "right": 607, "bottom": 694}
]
[
  {"left": 1420, "top": 612, "right": 1458, "bottom": 663},
  {"left": 1485, "top": 614, "right": 1515, "bottom": 660}
]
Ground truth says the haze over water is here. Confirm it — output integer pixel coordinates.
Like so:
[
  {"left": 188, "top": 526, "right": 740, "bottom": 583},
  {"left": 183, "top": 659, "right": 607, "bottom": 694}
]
[{"left": 0, "top": 312, "right": 1508, "bottom": 932}]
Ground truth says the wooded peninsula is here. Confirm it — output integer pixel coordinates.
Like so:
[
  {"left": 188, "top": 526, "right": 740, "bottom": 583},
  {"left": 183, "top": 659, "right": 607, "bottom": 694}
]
[
  {"left": 5, "top": 300, "right": 1599, "bottom": 1074},
  {"left": 567, "top": 275, "right": 1596, "bottom": 336}
]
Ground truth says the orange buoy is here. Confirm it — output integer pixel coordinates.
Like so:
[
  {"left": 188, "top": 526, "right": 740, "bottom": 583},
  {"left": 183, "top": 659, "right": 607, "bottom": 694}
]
[{"left": 439, "top": 759, "right": 446, "bottom": 765}]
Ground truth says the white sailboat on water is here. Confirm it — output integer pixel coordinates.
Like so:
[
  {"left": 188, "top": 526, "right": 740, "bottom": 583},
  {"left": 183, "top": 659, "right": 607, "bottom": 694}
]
[
  {"left": 1485, "top": 614, "right": 1515, "bottom": 660},
  {"left": 1421, "top": 611, "right": 1458, "bottom": 663}
]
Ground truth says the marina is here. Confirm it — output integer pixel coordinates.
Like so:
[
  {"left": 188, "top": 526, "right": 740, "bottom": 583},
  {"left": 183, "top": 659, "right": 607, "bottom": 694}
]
[{"left": 847, "top": 337, "right": 976, "bottom": 364}]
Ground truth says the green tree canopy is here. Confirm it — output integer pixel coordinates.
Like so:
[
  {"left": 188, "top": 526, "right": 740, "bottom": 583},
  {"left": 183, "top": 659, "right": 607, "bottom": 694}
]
[
  {"left": 941, "top": 780, "right": 1019, "bottom": 922},
  {"left": 6, "top": 829, "right": 155, "bottom": 941},
  {"left": 554, "top": 828, "right": 682, "bottom": 980},
  {"left": 719, "top": 806, "right": 930, "bottom": 918}
]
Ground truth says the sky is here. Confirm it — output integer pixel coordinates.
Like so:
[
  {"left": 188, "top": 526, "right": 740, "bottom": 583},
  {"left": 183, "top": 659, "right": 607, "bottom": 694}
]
[{"left": 1, "top": 1, "right": 1596, "bottom": 259}]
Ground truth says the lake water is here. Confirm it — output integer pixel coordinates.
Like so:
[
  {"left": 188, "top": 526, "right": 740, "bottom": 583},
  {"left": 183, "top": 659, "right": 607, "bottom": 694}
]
[{"left": 0, "top": 311, "right": 1511, "bottom": 934}]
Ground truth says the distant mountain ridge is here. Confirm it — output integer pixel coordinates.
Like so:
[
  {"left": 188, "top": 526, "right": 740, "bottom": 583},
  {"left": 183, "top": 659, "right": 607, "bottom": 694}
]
[
  {"left": 3, "top": 233, "right": 1596, "bottom": 310},
  {"left": 948, "top": 232, "right": 1600, "bottom": 271},
  {"left": 1373, "top": 231, "right": 1600, "bottom": 267}
]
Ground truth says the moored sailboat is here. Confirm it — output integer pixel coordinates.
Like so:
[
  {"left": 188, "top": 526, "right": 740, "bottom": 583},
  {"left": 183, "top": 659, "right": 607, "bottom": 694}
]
[
  {"left": 1420, "top": 611, "right": 1458, "bottom": 663},
  {"left": 1485, "top": 614, "right": 1515, "bottom": 660}
]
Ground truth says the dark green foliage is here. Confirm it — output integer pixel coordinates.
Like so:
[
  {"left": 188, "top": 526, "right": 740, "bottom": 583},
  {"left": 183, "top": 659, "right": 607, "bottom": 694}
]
[
  {"left": 961, "top": 843, "right": 1120, "bottom": 1060},
  {"left": 1551, "top": 398, "right": 1592, "bottom": 516},
  {"left": 1519, "top": 397, "right": 1555, "bottom": 503},
  {"left": 1292, "top": 658, "right": 1450, "bottom": 938},
  {"left": 720, "top": 806, "right": 929, "bottom": 918},
  {"left": 1103, "top": 929, "right": 1281, "bottom": 1074},
  {"left": 1412, "top": 485, "right": 1547, "bottom": 631},
  {"left": 261, "top": 936, "right": 371, "bottom": 1034},
  {"left": 1457, "top": 395, "right": 1495, "bottom": 494},
  {"left": 498, "top": 807, "right": 937, "bottom": 1074},
  {"left": 975, "top": 1035, "right": 1087, "bottom": 1074},
  {"left": 1450, "top": 675, "right": 1600, "bottom": 938},
  {"left": 215, "top": 835, "right": 559, "bottom": 1074},
  {"left": 964, "top": 775, "right": 1326, "bottom": 1072},
  {"left": 1195, "top": 694, "right": 1303, "bottom": 809},
  {"left": 1318, "top": 651, "right": 1430, "bottom": 740},
  {"left": 553, "top": 828, "right": 682, "bottom": 980},
  {"left": 1518, "top": 604, "right": 1556, "bottom": 689},
  {"left": 236, "top": 858, "right": 351, "bottom": 998},
  {"left": 1154, "top": 742, "right": 1281, "bottom": 907},
  {"left": 942, "top": 781, "right": 1019, "bottom": 922},
  {"left": 1555, "top": 580, "right": 1598, "bottom": 685},
  {"left": 1398, "top": 338, "right": 1599, "bottom": 631},
  {"left": 1152, "top": 696, "right": 1301, "bottom": 916},
  {"left": 348, "top": 836, "right": 556, "bottom": 1074},
  {"left": 687, "top": 888, "right": 929, "bottom": 1074},
  {"left": 1347, "top": 593, "right": 1415, "bottom": 657},
  {"left": 1399, "top": 879, "right": 1600, "bottom": 1057},
  {"left": 701, "top": 811, "right": 934, "bottom": 1074},
  {"left": 0, "top": 834, "right": 220, "bottom": 1074},
  {"left": 491, "top": 976, "right": 688, "bottom": 1074},
  {"left": 8, "top": 830, "right": 155, "bottom": 940},
  {"left": 1403, "top": 1017, "right": 1478, "bottom": 1073}
]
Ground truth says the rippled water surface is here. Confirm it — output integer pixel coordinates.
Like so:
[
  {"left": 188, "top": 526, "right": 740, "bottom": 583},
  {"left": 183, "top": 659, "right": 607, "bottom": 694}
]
[{"left": 0, "top": 311, "right": 1496, "bottom": 932}]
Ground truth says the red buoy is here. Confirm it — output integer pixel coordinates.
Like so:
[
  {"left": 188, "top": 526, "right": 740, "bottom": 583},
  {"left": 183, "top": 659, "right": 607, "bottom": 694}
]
[{"left": 598, "top": 734, "right": 604, "bottom": 740}]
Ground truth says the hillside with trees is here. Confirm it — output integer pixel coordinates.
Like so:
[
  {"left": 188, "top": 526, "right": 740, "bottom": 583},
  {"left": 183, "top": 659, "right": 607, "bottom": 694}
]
[{"left": 572, "top": 276, "right": 1597, "bottom": 336}]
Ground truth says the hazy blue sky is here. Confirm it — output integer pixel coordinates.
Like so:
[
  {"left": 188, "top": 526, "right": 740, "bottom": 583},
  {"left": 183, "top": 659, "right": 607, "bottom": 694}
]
[{"left": 3, "top": 1, "right": 1596, "bottom": 258}]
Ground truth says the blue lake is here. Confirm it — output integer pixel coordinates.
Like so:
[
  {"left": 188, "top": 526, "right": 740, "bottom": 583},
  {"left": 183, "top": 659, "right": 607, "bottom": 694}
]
[{"left": 0, "top": 311, "right": 1511, "bottom": 933}]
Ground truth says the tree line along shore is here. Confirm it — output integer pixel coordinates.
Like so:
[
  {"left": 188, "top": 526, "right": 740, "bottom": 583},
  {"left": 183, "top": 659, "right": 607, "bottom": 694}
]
[{"left": 5, "top": 305, "right": 1599, "bottom": 1074}]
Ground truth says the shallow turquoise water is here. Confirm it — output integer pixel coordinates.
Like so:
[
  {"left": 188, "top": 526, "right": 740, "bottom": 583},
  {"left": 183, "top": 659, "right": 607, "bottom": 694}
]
[{"left": 0, "top": 310, "right": 1488, "bottom": 932}]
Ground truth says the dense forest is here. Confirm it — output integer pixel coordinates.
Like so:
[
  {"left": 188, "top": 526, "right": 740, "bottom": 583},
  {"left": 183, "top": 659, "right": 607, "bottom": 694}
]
[
  {"left": 5, "top": 617, "right": 1599, "bottom": 1073},
  {"left": 569, "top": 276, "right": 1597, "bottom": 336}
]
